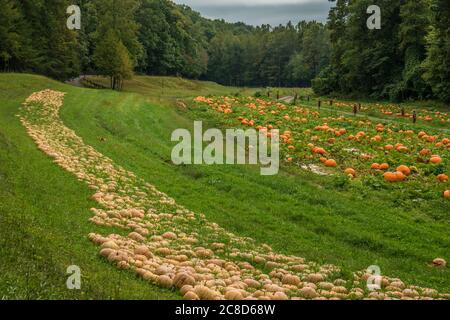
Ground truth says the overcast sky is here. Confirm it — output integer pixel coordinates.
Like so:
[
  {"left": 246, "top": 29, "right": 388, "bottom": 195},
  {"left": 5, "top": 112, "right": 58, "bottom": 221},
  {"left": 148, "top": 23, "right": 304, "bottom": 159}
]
[{"left": 173, "top": 0, "right": 333, "bottom": 26}]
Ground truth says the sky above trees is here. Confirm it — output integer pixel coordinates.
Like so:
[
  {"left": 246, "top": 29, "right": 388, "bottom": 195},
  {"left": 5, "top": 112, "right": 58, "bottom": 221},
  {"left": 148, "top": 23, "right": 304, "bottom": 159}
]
[{"left": 173, "top": 0, "right": 332, "bottom": 25}]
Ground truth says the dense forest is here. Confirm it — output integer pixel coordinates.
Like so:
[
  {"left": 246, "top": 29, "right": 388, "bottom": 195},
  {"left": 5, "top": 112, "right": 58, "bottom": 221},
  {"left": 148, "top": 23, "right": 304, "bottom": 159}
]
[
  {"left": 0, "top": 0, "right": 449, "bottom": 102},
  {"left": 315, "top": 0, "right": 450, "bottom": 102}
]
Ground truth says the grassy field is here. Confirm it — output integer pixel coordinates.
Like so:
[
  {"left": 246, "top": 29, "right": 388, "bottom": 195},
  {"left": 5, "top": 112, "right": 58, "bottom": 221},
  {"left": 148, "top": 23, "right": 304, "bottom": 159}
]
[
  {"left": 0, "top": 74, "right": 179, "bottom": 299},
  {"left": 0, "top": 73, "right": 448, "bottom": 299}
]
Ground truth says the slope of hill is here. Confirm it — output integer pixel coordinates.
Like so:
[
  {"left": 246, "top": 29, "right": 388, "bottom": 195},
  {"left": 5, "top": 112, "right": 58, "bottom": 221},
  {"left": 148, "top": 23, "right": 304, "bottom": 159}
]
[
  {"left": 0, "top": 74, "right": 179, "bottom": 299},
  {"left": 0, "top": 74, "right": 448, "bottom": 299}
]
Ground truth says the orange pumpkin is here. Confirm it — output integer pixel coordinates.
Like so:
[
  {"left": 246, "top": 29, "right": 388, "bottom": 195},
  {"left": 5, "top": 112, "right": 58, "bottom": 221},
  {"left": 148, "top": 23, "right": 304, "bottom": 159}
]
[
  {"left": 395, "top": 171, "right": 407, "bottom": 182},
  {"left": 313, "top": 147, "right": 326, "bottom": 155},
  {"left": 384, "top": 171, "right": 406, "bottom": 182},
  {"left": 325, "top": 159, "right": 337, "bottom": 167},
  {"left": 420, "top": 149, "right": 431, "bottom": 156},
  {"left": 384, "top": 172, "right": 397, "bottom": 182},
  {"left": 379, "top": 163, "right": 390, "bottom": 170},
  {"left": 396, "top": 165, "right": 411, "bottom": 176},
  {"left": 426, "top": 135, "right": 437, "bottom": 142},
  {"left": 444, "top": 190, "right": 450, "bottom": 199},
  {"left": 430, "top": 156, "right": 442, "bottom": 164},
  {"left": 437, "top": 174, "right": 448, "bottom": 182},
  {"left": 371, "top": 163, "right": 381, "bottom": 170},
  {"left": 344, "top": 168, "right": 356, "bottom": 177},
  {"left": 372, "top": 135, "right": 382, "bottom": 142}
]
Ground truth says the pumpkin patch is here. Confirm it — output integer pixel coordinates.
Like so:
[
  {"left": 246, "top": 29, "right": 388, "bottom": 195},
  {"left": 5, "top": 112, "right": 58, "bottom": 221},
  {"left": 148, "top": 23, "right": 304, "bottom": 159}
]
[
  {"left": 16, "top": 89, "right": 449, "bottom": 301},
  {"left": 193, "top": 95, "right": 449, "bottom": 199}
]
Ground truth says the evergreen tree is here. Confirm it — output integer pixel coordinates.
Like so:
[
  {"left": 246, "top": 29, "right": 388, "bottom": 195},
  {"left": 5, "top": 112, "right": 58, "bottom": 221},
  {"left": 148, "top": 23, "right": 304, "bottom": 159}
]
[
  {"left": 38, "top": 0, "right": 81, "bottom": 79},
  {"left": 94, "top": 0, "right": 142, "bottom": 64},
  {"left": 393, "top": 0, "right": 431, "bottom": 100},
  {"left": 423, "top": 0, "right": 450, "bottom": 103},
  {"left": 0, "top": 0, "right": 23, "bottom": 71},
  {"left": 289, "top": 22, "right": 330, "bottom": 87}
]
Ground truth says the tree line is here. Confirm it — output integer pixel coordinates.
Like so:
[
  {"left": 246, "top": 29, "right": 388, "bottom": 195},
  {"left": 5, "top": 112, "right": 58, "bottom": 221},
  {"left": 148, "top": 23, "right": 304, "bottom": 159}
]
[
  {"left": 0, "top": 0, "right": 448, "bottom": 103},
  {"left": 314, "top": 0, "right": 450, "bottom": 103},
  {"left": 0, "top": 0, "right": 330, "bottom": 89}
]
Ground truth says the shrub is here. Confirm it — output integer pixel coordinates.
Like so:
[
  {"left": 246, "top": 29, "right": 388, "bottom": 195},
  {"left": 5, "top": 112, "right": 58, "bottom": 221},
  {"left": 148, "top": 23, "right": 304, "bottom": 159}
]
[{"left": 312, "top": 66, "right": 338, "bottom": 96}]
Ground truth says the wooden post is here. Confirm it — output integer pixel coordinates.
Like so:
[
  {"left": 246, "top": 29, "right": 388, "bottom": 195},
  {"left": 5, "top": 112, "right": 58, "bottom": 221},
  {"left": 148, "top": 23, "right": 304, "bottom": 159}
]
[
  {"left": 413, "top": 111, "right": 417, "bottom": 124},
  {"left": 277, "top": 91, "right": 280, "bottom": 100},
  {"left": 353, "top": 104, "right": 358, "bottom": 116},
  {"left": 318, "top": 100, "right": 321, "bottom": 111},
  {"left": 329, "top": 100, "right": 333, "bottom": 106},
  {"left": 294, "top": 93, "right": 298, "bottom": 105}
]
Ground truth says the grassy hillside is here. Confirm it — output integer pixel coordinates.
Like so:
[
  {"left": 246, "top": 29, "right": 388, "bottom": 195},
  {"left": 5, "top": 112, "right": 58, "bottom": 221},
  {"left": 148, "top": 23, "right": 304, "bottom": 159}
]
[
  {"left": 87, "top": 75, "right": 313, "bottom": 101},
  {"left": 0, "top": 74, "right": 178, "bottom": 299},
  {"left": 0, "top": 73, "right": 448, "bottom": 299}
]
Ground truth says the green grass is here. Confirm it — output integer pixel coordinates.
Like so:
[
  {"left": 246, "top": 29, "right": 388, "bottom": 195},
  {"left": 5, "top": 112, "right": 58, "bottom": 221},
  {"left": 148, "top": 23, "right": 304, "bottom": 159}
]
[
  {"left": 88, "top": 75, "right": 252, "bottom": 99},
  {"left": 88, "top": 75, "right": 312, "bottom": 102},
  {"left": 297, "top": 96, "right": 450, "bottom": 131},
  {"left": 0, "top": 73, "right": 449, "bottom": 299},
  {"left": 0, "top": 74, "right": 178, "bottom": 299}
]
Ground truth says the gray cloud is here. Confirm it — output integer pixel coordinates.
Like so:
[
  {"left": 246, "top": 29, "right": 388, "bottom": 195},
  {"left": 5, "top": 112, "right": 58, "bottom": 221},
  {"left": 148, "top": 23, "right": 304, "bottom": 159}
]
[{"left": 173, "top": 0, "right": 332, "bottom": 25}]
